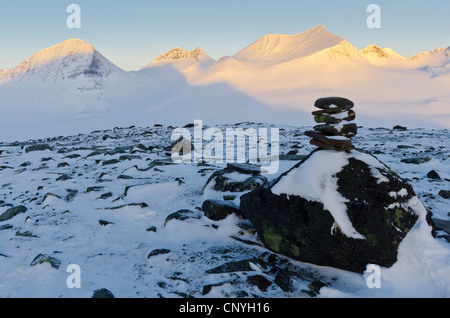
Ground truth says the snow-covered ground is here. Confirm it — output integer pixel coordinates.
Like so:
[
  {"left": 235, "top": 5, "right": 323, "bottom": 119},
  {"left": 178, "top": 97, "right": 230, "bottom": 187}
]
[{"left": 0, "top": 123, "right": 448, "bottom": 298}]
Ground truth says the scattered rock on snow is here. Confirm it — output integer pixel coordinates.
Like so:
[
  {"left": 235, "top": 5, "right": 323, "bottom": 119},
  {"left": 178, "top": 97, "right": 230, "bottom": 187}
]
[
  {"left": 30, "top": 254, "right": 61, "bottom": 269},
  {"left": 99, "top": 219, "right": 115, "bottom": 226},
  {"left": 246, "top": 274, "right": 272, "bottom": 292},
  {"left": 274, "top": 268, "right": 294, "bottom": 292},
  {"left": 205, "top": 258, "right": 266, "bottom": 274},
  {"left": 92, "top": 288, "right": 115, "bottom": 298},
  {"left": 202, "top": 163, "right": 267, "bottom": 194},
  {"left": 0, "top": 205, "right": 27, "bottom": 222},
  {"left": 202, "top": 199, "right": 242, "bottom": 221},
  {"left": 164, "top": 209, "right": 199, "bottom": 226},
  {"left": 433, "top": 218, "right": 450, "bottom": 235},
  {"left": 438, "top": 190, "right": 450, "bottom": 199},
  {"left": 147, "top": 248, "right": 171, "bottom": 259},
  {"left": 427, "top": 170, "right": 441, "bottom": 179},
  {"left": 24, "top": 144, "right": 52, "bottom": 153},
  {"left": 401, "top": 157, "right": 431, "bottom": 164}
]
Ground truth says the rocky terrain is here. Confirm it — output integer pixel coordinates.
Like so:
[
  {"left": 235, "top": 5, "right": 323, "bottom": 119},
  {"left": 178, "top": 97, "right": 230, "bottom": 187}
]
[{"left": 0, "top": 122, "right": 449, "bottom": 298}]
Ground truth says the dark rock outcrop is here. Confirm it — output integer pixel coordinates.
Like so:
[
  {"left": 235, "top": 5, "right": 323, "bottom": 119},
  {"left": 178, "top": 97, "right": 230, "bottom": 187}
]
[{"left": 240, "top": 149, "right": 434, "bottom": 273}]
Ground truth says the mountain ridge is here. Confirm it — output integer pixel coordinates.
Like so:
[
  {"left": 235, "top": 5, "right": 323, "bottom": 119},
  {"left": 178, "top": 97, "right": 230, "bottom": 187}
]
[
  {"left": 0, "top": 26, "right": 449, "bottom": 141},
  {"left": 233, "top": 25, "right": 345, "bottom": 64},
  {"left": 1, "top": 27, "right": 448, "bottom": 77}
]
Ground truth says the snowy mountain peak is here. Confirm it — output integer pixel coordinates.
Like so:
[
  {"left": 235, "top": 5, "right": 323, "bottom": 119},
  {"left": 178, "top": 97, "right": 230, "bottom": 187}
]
[
  {"left": 153, "top": 47, "right": 211, "bottom": 63},
  {"left": 233, "top": 25, "right": 344, "bottom": 64},
  {"left": 2, "top": 38, "right": 121, "bottom": 83},
  {"left": 360, "top": 45, "right": 406, "bottom": 66},
  {"left": 361, "top": 44, "right": 405, "bottom": 59},
  {"left": 143, "top": 46, "right": 215, "bottom": 71}
]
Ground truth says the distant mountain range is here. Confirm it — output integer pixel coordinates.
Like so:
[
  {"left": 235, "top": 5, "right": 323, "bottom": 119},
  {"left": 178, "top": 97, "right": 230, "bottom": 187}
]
[{"left": 0, "top": 25, "right": 449, "bottom": 141}]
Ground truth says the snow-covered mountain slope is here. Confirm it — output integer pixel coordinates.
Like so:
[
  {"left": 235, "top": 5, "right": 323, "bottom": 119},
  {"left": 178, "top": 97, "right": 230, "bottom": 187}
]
[
  {"left": 233, "top": 25, "right": 344, "bottom": 65},
  {"left": 0, "top": 26, "right": 449, "bottom": 143},
  {"left": 408, "top": 46, "right": 450, "bottom": 78},
  {"left": 360, "top": 44, "right": 406, "bottom": 66},
  {"left": 1, "top": 39, "right": 127, "bottom": 84},
  {"left": 409, "top": 46, "right": 450, "bottom": 66},
  {"left": 198, "top": 28, "right": 449, "bottom": 130}
]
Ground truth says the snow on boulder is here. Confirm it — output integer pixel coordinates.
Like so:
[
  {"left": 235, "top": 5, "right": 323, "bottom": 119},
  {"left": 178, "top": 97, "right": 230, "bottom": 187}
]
[{"left": 240, "top": 148, "right": 436, "bottom": 273}]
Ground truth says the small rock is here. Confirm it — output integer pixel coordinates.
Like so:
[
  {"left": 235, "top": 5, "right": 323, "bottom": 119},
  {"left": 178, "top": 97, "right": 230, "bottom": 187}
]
[
  {"left": 393, "top": 125, "right": 407, "bottom": 130},
  {"left": 427, "top": 170, "right": 441, "bottom": 179},
  {"left": 56, "top": 174, "right": 72, "bottom": 181},
  {"left": 42, "top": 193, "right": 60, "bottom": 203},
  {"left": 314, "top": 97, "right": 354, "bottom": 110},
  {"left": 205, "top": 258, "right": 266, "bottom": 274},
  {"left": 30, "top": 254, "right": 61, "bottom": 269},
  {"left": 102, "top": 159, "right": 121, "bottom": 166},
  {"left": 106, "top": 202, "right": 148, "bottom": 210},
  {"left": 226, "top": 162, "right": 262, "bottom": 175},
  {"left": 0, "top": 224, "right": 13, "bottom": 230},
  {"left": 401, "top": 157, "right": 431, "bottom": 164},
  {"left": 99, "top": 192, "right": 113, "bottom": 200},
  {"left": 86, "top": 186, "right": 104, "bottom": 193},
  {"left": 25, "top": 144, "right": 52, "bottom": 153},
  {"left": 246, "top": 274, "right": 272, "bottom": 292},
  {"left": 63, "top": 153, "right": 81, "bottom": 159},
  {"left": 164, "top": 209, "right": 198, "bottom": 225},
  {"left": 147, "top": 248, "right": 171, "bottom": 259},
  {"left": 202, "top": 168, "right": 267, "bottom": 194},
  {"left": 307, "top": 281, "right": 329, "bottom": 295},
  {"left": 202, "top": 199, "right": 242, "bottom": 221},
  {"left": 99, "top": 219, "right": 115, "bottom": 226},
  {"left": 202, "top": 282, "right": 228, "bottom": 295},
  {"left": 64, "top": 189, "right": 78, "bottom": 202},
  {"left": 0, "top": 205, "right": 27, "bottom": 222},
  {"left": 274, "top": 268, "right": 294, "bottom": 292},
  {"left": 314, "top": 123, "right": 358, "bottom": 138},
  {"left": 433, "top": 218, "right": 450, "bottom": 234},
  {"left": 92, "top": 288, "right": 114, "bottom": 298},
  {"left": 438, "top": 190, "right": 450, "bottom": 199},
  {"left": 16, "top": 230, "right": 38, "bottom": 237},
  {"left": 119, "top": 154, "right": 142, "bottom": 161},
  {"left": 305, "top": 131, "right": 354, "bottom": 151}
]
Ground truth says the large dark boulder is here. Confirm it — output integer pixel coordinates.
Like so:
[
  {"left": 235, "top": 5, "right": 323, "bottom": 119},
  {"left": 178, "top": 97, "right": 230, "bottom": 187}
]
[{"left": 240, "top": 149, "right": 434, "bottom": 273}]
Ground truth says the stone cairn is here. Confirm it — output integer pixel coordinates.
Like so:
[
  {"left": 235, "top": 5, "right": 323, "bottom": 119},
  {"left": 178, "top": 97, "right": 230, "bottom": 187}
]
[{"left": 304, "top": 97, "right": 357, "bottom": 151}]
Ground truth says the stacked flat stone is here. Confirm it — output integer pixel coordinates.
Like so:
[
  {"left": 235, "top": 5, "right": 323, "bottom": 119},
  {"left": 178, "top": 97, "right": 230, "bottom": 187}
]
[{"left": 304, "top": 97, "right": 357, "bottom": 151}]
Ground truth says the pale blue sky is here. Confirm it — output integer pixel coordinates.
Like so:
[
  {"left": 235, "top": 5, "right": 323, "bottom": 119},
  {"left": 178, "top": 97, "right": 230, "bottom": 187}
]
[{"left": 0, "top": 0, "right": 449, "bottom": 70}]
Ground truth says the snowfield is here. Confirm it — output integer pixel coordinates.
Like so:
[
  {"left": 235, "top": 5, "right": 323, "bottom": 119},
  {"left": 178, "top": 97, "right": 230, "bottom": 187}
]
[{"left": 0, "top": 123, "right": 448, "bottom": 298}]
